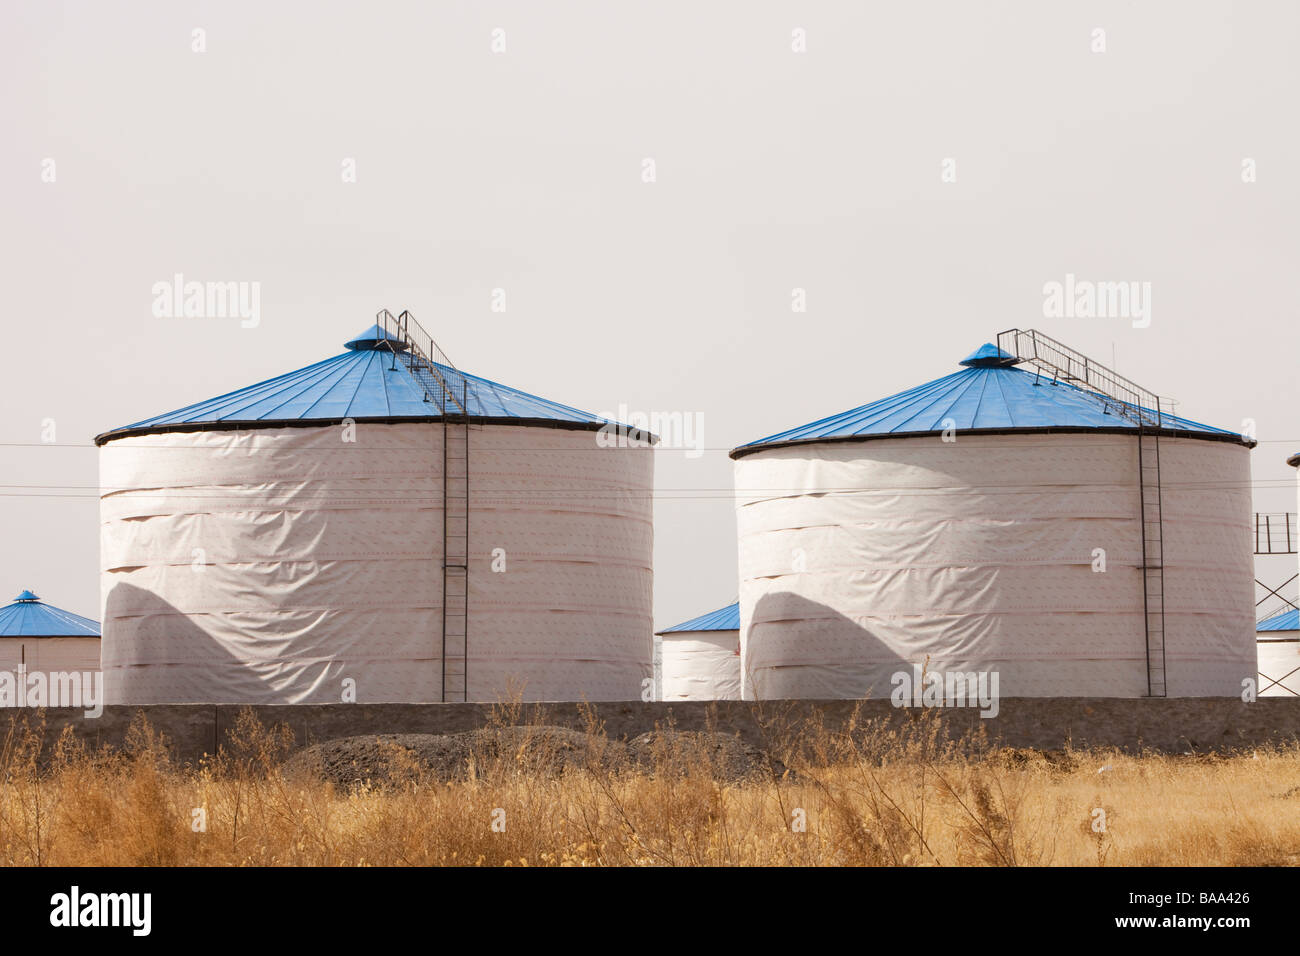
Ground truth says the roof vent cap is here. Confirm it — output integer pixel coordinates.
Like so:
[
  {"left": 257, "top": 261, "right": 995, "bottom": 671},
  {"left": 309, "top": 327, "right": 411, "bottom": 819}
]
[
  {"left": 344, "top": 324, "right": 409, "bottom": 352},
  {"left": 959, "top": 343, "right": 1021, "bottom": 368}
]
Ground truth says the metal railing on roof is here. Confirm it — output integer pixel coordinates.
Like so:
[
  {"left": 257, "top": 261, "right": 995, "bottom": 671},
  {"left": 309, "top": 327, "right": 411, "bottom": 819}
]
[
  {"left": 996, "top": 328, "right": 1168, "bottom": 427},
  {"left": 376, "top": 309, "right": 468, "bottom": 416}
]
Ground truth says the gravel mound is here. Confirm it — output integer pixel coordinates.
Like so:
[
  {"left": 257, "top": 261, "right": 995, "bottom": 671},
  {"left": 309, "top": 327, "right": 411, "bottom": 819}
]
[
  {"left": 286, "top": 726, "right": 623, "bottom": 788},
  {"left": 285, "top": 726, "right": 786, "bottom": 787}
]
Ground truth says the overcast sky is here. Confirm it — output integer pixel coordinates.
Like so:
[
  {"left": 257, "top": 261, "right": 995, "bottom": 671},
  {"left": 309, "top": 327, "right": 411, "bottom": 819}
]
[{"left": 2, "top": 0, "right": 1297, "bottom": 625}]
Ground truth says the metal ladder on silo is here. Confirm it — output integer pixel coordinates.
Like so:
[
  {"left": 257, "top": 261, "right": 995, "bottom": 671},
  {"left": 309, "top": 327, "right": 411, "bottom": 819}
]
[
  {"left": 1137, "top": 425, "right": 1167, "bottom": 697},
  {"left": 376, "top": 309, "right": 472, "bottom": 703},
  {"left": 441, "top": 380, "right": 470, "bottom": 704},
  {"left": 996, "top": 328, "right": 1169, "bottom": 696}
]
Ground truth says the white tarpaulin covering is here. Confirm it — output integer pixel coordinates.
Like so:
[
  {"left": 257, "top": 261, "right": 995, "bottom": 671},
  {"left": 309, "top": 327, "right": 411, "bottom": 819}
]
[
  {"left": 100, "top": 423, "right": 653, "bottom": 704},
  {"left": 0, "top": 638, "right": 100, "bottom": 674},
  {"left": 660, "top": 630, "right": 741, "bottom": 700},
  {"left": 735, "top": 433, "right": 1255, "bottom": 699}
]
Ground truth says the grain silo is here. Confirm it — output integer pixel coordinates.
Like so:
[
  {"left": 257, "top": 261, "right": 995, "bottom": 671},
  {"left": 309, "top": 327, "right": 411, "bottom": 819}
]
[
  {"left": 656, "top": 602, "right": 741, "bottom": 700},
  {"left": 732, "top": 330, "right": 1256, "bottom": 700},
  {"left": 95, "top": 312, "right": 654, "bottom": 705},
  {"left": 0, "top": 590, "right": 100, "bottom": 674},
  {"left": 1257, "top": 608, "right": 1298, "bottom": 697}
]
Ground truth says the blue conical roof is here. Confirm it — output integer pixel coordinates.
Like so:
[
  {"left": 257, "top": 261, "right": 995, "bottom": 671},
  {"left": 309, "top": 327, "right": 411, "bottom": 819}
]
[
  {"left": 0, "top": 591, "right": 100, "bottom": 638},
  {"left": 657, "top": 602, "right": 740, "bottom": 634},
  {"left": 97, "top": 327, "right": 630, "bottom": 443},
  {"left": 1258, "top": 608, "right": 1298, "bottom": 632},
  {"left": 733, "top": 344, "right": 1245, "bottom": 456}
]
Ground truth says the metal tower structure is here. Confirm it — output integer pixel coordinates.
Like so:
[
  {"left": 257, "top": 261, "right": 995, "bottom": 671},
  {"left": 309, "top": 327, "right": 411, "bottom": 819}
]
[{"left": 1254, "top": 513, "right": 1297, "bottom": 555}]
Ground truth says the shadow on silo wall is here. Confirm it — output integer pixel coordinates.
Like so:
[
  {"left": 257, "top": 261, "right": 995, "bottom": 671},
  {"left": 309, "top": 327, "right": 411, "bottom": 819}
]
[
  {"left": 102, "top": 581, "right": 441, "bottom": 705},
  {"left": 744, "top": 591, "right": 912, "bottom": 701}
]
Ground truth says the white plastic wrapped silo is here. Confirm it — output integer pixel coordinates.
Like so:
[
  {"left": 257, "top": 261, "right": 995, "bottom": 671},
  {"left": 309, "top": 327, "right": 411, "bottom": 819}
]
[
  {"left": 0, "top": 590, "right": 100, "bottom": 676},
  {"left": 732, "top": 339, "right": 1256, "bottom": 700},
  {"left": 656, "top": 602, "right": 741, "bottom": 700},
  {"left": 96, "top": 323, "right": 654, "bottom": 704}
]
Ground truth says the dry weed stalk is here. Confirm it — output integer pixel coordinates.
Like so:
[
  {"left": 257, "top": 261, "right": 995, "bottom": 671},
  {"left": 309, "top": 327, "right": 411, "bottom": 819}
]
[{"left": 0, "top": 703, "right": 1293, "bottom": 866}]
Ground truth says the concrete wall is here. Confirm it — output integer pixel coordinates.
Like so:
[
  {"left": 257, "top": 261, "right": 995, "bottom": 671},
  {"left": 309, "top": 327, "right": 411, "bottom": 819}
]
[{"left": 4, "top": 698, "right": 1300, "bottom": 766}]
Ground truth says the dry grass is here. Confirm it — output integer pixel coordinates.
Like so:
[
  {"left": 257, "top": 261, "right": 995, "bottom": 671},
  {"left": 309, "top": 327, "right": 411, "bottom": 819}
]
[{"left": 0, "top": 705, "right": 1297, "bottom": 866}]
